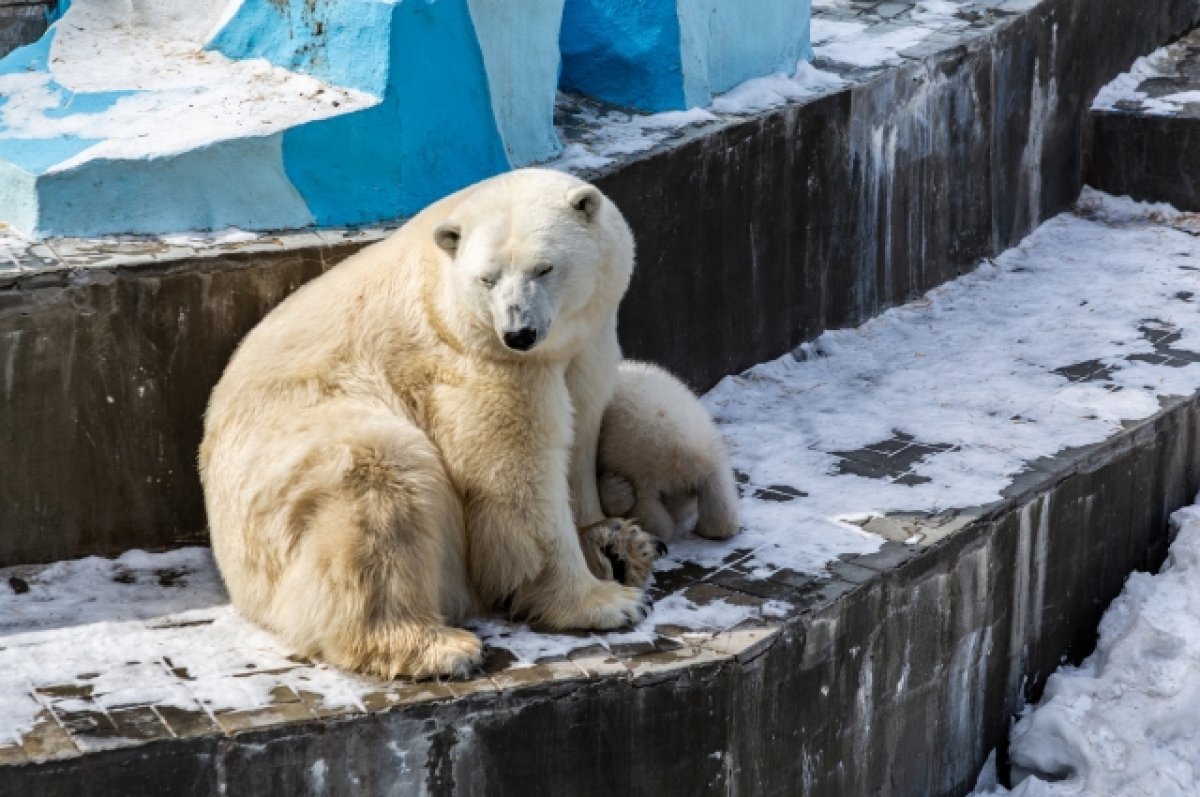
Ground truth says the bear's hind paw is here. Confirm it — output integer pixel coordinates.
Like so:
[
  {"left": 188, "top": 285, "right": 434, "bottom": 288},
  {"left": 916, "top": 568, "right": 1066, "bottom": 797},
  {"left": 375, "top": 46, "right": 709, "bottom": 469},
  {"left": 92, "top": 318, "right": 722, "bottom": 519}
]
[
  {"left": 335, "top": 625, "right": 483, "bottom": 681},
  {"left": 579, "top": 518, "right": 665, "bottom": 589}
]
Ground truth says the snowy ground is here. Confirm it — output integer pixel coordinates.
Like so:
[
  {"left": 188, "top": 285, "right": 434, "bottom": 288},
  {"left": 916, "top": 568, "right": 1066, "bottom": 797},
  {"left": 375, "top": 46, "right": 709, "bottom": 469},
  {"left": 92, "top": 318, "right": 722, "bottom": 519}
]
[
  {"left": 2, "top": 189, "right": 1200, "bottom": 751},
  {"left": 971, "top": 500, "right": 1200, "bottom": 796}
]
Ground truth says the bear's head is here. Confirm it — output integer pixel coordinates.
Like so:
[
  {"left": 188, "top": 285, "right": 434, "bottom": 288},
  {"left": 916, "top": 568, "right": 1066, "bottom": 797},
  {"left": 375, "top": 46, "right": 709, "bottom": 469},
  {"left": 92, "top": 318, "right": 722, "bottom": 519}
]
[{"left": 432, "top": 169, "right": 634, "bottom": 360}]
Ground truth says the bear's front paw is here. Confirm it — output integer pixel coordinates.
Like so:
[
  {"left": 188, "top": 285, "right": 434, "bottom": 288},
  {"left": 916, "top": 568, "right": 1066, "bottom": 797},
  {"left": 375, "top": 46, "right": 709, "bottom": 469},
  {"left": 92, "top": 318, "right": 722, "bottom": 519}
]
[
  {"left": 541, "top": 578, "right": 650, "bottom": 631},
  {"left": 579, "top": 518, "right": 666, "bottom": 588}
]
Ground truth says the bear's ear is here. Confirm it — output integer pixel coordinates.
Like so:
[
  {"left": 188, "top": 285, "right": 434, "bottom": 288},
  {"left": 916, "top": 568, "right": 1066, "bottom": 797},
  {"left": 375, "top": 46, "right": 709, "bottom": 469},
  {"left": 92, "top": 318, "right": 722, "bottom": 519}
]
[
  {"left": 433, "top": 221, "right": 461, "bottom": 257},
  {"left": 567, "top": 185, "right": 602, "bottom": 222}
]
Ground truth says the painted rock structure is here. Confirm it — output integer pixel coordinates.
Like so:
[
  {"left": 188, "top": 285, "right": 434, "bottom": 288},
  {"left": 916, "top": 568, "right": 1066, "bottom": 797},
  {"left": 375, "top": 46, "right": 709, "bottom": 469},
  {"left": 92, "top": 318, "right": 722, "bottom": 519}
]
[
  {"left": 0, "top": 0, "right": 815, "bottom": 238},
  {"left": 0, "top": 0, "right": 566, "bottom": 236},
  {"left": 559, "top": 0, "right": 813, "bottom": 111}
]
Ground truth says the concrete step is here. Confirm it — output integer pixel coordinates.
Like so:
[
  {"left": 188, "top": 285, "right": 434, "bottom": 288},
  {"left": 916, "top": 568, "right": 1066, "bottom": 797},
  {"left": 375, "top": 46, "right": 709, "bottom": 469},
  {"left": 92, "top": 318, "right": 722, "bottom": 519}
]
[
  {"left": 3, "top": 191, "right": 1200, "bottom": 795},
  {"left": 1087, "top": 27, "right": 1200, "bottom": 210}
]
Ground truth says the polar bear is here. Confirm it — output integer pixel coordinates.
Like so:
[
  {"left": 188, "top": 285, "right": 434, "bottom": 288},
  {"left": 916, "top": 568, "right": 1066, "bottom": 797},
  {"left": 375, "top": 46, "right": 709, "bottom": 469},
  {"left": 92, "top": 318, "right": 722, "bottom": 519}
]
[
  {"left": 199, "top": 169, "right": 661, "bottom": 680},
  {"left": 598, "top": 361, "right": 741, "bottom": 542}
]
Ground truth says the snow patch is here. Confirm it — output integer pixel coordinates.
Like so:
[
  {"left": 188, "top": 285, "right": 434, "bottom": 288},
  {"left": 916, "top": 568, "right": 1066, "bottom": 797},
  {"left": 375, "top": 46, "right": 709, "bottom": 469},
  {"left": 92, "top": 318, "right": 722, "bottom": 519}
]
[
  {"left": 1092, "top": 39, "right": 1195, "bottom": 116},
  {"left": 549, "top": 61, "right": 843, "bottom": 171},
  {"left": 971, "top": 499, "right": 1200, "bottom": 796},
  {"left": 814, "top": 24, "right": 934, "bottom": 68}
]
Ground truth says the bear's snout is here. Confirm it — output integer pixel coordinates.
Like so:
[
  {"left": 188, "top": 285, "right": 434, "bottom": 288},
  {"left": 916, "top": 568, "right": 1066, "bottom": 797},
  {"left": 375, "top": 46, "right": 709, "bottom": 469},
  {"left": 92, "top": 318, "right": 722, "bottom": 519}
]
[{"left": 503, "top": 327, "right": 539, "bottom": 351}]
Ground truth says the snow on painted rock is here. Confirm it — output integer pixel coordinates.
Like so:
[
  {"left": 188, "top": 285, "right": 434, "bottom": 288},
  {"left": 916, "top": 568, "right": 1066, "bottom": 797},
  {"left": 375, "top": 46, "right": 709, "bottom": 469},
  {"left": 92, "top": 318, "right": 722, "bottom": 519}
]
[
  {"left": 3, "top": 189, "right": 1200, "bottom": 743},
  {"left": 970, "top": 500, "right": 1200, "bottom": 796},
  {"left": 0, "top": 0, "right": 374, "bottom": 171}
]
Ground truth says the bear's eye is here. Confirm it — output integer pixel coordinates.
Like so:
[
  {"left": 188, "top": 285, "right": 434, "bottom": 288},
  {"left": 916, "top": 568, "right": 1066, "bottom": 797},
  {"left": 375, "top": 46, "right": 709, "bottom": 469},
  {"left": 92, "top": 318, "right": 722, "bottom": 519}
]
[
  {"left": 479, "top": 275, "right": 497, "bottom": 288},
  {"left": 535, "top": 265, "right": 554, "bottom": 278}
]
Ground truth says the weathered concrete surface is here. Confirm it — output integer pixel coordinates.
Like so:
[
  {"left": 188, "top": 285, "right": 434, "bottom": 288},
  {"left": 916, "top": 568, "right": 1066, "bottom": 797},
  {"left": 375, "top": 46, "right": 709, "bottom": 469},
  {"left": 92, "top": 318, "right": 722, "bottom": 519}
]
[
  {"left": 3, "top": 392, "right": 1197, "bottom": 797},
  {"left": 0, "top": 1, "right": 1197, "bottom": 566},
  {"left": 0, "top": 0, "right": 50, "bottom": 59},
  {"left": 1086, "top": 28, "right": 1200, "bottom": 210}
]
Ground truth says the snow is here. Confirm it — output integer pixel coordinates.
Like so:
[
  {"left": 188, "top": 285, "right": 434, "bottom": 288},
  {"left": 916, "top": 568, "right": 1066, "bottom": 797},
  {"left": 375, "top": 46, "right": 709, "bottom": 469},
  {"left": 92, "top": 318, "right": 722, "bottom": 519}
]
[
  {"left": 4, "top": 190, "right": 1200, "bottom": 744},
  {"left": 1092, "top": 37, "right": 1198, "bottom": 116},
  {"left": 550, "top": 60, "right": 845, "bottom": 172},
  {"left": 697, "top": 188, "right": 1200, "bottom": 579},
  {"left": 814, "top": 23, "right": 934, "bottom": 68},
  {"left": 0, "top": 0, "right": 375, "bottom": 172},
  {"left": 970, "top": 500, "right": 1200, "bottom": 796},
  {"left": 709, "top": 61, "right": 847, "bottom": 115}
]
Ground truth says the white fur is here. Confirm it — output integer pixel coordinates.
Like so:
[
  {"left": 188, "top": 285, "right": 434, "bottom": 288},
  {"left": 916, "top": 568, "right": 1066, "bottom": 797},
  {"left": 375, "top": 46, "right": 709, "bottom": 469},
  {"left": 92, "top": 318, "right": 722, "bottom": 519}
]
[
  {"left": 598, "top": 361, "right": 741, "bottom": 541},
  {"left": 200, "top": 169, "right": 643, "bottom": 679}
]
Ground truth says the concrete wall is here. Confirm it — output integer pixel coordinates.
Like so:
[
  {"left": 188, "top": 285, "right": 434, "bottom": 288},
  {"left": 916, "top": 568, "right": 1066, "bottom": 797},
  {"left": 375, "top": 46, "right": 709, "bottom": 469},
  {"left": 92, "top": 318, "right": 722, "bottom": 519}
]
[
  {"left": 1087, "top": 110, "right": 1200, "bottom": 211},
  {"left": 0, "top": 0, "right": 50, "bottom": 58}
]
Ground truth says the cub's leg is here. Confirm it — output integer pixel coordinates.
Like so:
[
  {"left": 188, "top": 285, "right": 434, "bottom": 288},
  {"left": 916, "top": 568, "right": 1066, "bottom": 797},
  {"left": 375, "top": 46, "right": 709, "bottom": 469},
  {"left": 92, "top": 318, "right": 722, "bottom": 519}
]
[
  {"left": 693, "top": 467, "right": 741, "bottom": 541},
  {"left": 222, "top": 404, "right": 480, "bottom": 679}
]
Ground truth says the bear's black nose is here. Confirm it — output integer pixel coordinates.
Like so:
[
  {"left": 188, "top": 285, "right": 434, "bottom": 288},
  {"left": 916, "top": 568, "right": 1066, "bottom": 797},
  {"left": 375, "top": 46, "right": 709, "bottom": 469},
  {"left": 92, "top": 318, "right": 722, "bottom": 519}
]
[{"left": 503, "top": 328, "right": 538, "bottom": 351}]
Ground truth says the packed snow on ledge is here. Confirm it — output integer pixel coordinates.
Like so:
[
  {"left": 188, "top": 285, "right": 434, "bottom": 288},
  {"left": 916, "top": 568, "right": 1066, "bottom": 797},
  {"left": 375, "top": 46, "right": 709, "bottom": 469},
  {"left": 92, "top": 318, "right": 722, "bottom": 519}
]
[{"left": 971, "top": 500, "right": 1200, "bottom": 797}]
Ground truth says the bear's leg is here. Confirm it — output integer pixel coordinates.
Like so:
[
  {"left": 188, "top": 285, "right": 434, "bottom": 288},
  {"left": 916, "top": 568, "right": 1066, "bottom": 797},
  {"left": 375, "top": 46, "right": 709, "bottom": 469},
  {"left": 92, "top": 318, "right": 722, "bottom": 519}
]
[
  {"left": 270, "top": 410, "right": 482, "bottom": 679},
  {"left": 507, "top": 504, "right": 653, "bottom": 630},
  {"left": 694, "top": 468, "right": 741, "bottom": 540}
]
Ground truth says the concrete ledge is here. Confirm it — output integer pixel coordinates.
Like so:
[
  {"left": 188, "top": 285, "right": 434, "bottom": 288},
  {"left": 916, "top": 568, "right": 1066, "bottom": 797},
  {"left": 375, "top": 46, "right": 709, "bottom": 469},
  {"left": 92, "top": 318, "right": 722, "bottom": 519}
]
[
  {"left": 1088, "top": 111, "right": 1200, "bottom": 210},
  {"left": 2, "top": 389, "right": 1196, "bottom": 796},
  {"left": 2, "top": 0, "right": 1196, "bottom": 567},
  {"left": 1086, "top": 29, "right": 1200, "bottom": 210}
]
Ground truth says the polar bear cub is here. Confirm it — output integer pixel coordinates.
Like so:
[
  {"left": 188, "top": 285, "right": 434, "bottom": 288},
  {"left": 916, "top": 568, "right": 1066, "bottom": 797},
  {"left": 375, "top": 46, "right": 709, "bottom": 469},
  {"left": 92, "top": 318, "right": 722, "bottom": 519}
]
[
  {"left": 598, "top": 361, "right": 741, "bottom": 541},
  {"left": 200, "top": 169, "right": 655, "bottom": 680}
]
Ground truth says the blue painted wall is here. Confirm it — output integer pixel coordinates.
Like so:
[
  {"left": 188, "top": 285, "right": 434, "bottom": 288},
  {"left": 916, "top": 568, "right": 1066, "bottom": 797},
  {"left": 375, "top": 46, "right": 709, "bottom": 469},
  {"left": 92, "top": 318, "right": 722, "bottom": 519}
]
[{"left": 560, "top": 0, "right": 687, "bottom": 112}]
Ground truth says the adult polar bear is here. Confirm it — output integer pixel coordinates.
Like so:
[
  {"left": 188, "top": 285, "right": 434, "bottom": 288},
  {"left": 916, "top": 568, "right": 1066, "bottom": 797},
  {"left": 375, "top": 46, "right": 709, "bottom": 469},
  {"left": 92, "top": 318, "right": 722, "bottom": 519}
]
[{"left": 201, "top": 169, "right": 662, "bottom": 679}]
